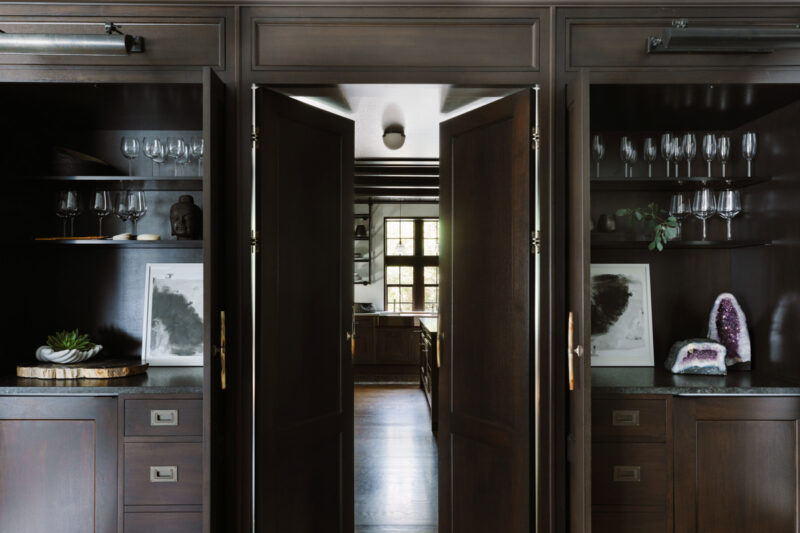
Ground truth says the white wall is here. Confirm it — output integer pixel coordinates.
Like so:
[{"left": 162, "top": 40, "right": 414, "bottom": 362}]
[{"left": 354, "top": 203, "right": 439, "bottom": 310}]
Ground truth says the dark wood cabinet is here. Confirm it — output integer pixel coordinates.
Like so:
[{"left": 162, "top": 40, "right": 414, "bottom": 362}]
[
  {"left": 354, "top": 315, "right": 423, "bottom": 377},
  {"left": 353, "top": 316, "right": 375, "bottom": 365},
  {"left": 0, "top": 396, "right": 118, "bottom": 533},
  {"left": 419, "top": 320, "right": 438, "bottom": 432}
]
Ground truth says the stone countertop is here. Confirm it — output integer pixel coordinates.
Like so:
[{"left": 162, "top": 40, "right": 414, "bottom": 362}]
[
  {"left": 0, "top": 366, "right": 203, "bottom": 396},
  {"left": 418, "top": 317, "right": 438, "bottom": 334},
  {"left": 355, "top": 311, "right": 438, "bottom": 317},
  {"left": 592, "top": 367, "right": 800, "bottom": 395}
]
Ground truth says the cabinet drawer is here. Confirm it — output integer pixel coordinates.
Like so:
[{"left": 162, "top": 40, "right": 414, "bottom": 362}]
[
  {"left": 567, "top": 11, "right": 800, "bottom": 70},
  {"left": 593, "top": 399, "right": 666, "bottom": 442},
  {"left": 592, "top": 509, "right": 667, "bottom": 533},
  {"left": 592, "top": 443, "right": 668, "bottom": 507},
  {"left": 124, "top": 443, "right": 202, "bottom": 505},
  {"left": 125, "top": 399, "right": 202, "bottom": 437},
  {"left": 0, "top": 7, "right": 225, "bottom": 67},
  {"left": 124, "top": 512, "right": 202, "bottom": 533}
]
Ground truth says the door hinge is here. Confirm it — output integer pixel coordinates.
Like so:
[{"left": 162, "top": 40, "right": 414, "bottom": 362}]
[
  {"left": 531, "top": 230, "right": 542, "bottom": 255},
  {"left": 251, "top": 125, "right": 260, "bottom": 149},
  {"left": 531, "top": 127, "right": 541, "bottom": 152},
  {"left": 249, "top": 230, "right": 260, "bottom": 253}
]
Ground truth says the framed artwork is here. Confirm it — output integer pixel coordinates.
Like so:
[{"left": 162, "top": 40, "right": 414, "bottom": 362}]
[
  {"left": 142, "top": 263, "right": 203, "bottom": 366},
  {"left": 590, "top": 263, "right": 654, "bottom": 367}
]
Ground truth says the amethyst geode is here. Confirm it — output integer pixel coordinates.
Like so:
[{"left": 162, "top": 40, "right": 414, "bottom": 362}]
[
  {"left": 664, "top": 338, "right": 728, "bottom": 375},
  {"left": 707, "top": 293, "right": 751, "bottom": 367}
]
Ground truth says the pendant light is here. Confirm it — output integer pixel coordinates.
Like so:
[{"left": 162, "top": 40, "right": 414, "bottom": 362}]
[{"left": 394, "top": 202, "right": 407, "bottom": 256}]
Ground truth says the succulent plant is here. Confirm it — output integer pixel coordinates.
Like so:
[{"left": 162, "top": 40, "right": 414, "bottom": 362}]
[{"left": 46, "top": 329, "right": 96, "bottom": 352}]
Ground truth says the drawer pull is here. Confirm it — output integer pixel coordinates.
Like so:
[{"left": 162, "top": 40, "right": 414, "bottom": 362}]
[
  {"left": 150, "top": 409, "right": 178, "bottom": 426},
  {"left": 613, "top": 465, "right": 641, "bottom": 482},
  {"left": 150, "top": 465, "right": 178, "bottom": 483},
  {"left": 612, "top": 409, "right": 640, "bottom": 427}
]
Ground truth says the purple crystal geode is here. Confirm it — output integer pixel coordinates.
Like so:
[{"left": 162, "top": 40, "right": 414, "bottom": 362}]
[
  {"left": 665, "top": 338, "right": 728, "bottom": 375},
  {"left": 707, "top": 293, "right": 751, "bottom": 367}
]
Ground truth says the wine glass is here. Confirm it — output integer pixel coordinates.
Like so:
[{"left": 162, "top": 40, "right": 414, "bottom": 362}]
[
  {"left": 742, "top": 132, "right": 757, "bottom": 177},
  {"left": 620, "top": 137, "right": 633, "bottom": 178},
  {"left": 91, "top": 189, "right": 111, "bottom": 236},
  {"left": 717, "top": 189, "right": 742, "bottom": 241},
  {"left": 672, "top": 137, "right": 683, "bottom": 179},
  {"left": 143, "top": 137, "right": 163, "bottom": 177},
  {"left": 682, "top": 133, "right": 697, "bottom": 178},
  {"left": 167, "top": 137, "right": 186, "bottom": 177},
  {"left": 115, "top": 192, "right": 131, "bottom": 231},
  {"left": 702, "top": 134, "right": 717, "bottom": 178},
  {"left": 643, "top": 137, "right": 657, "bottom": 178},
  {"left": 660, "top": 133, "right": 674, "bottom": 178},
  {"left": 127, "top": 191, "right": 147, "bottom": 236},
  {"left": 628, "top": 145, "right": 638, "bottom": 178},
  {"left": 190, "top": 136, "right": 204, "bottom": 175},
  {"left": 669, "top": 192, "right": 690, "bottom": 240},
  {"left": 120, "top": 136, "right": 140, "bottom": 177},
  {"left": 56, "top": 191, "right": 73, "bottom": 237},
  {"left": 692, "top": 187, "right": 717, "bottom": 241},
  {"left": 591, "top": 135, "right": 605, "bottom": 178},
  {"left": 717, "top": 136, "right": 732, "bottom": 181}
]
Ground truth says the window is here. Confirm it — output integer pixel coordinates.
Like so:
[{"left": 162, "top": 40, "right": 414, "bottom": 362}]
[{"left": 385, "top": 217, "right": 439, "bottom": 312}]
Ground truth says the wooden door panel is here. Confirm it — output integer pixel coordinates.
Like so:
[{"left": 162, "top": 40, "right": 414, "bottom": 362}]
[
  {"left": 567, "top": 72, "right": 592, "bottom": 533},
  {"left": 439, "top": 89, "right": 531, "bottom": 533},
  {"left": 255, "top": 88, "right": 354, "bottom": 533}
]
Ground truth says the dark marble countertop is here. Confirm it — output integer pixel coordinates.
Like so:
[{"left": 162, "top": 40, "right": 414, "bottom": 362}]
[
  {"left": 418, "top": 317, "right": 438, "bottom": 334},
  {"left": 593, "top": 367, "right": 800, "bottom": 395},
  {"left": 0, "top": 367, "right": 203, "bottom": 396}
]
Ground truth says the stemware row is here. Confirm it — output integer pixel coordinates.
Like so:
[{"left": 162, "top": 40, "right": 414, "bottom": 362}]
[
  {"left": 121, "top": 136, "right": 204, "bottom": 177},
  {"left": 669, "top": 189, "right": 742, "bottom": 241},
  {"left": 55, "top": 189, "right": 147, "bottom": 237}
]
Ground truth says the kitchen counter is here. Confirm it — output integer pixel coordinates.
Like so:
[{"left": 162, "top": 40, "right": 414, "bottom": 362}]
[
  {"left": 355, "top": 311, "right": 438, "bottom": 318},
  {"left": 418, "top": 317, "right": 438, "bottom": 334},
  {"left": 0, "top": 366, "right": 203, "bottom": 396},
  {"left": 593, "top": 366, "right": 800, "bottom": 395}
]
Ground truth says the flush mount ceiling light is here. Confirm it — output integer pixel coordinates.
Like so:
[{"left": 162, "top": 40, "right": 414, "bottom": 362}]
[
  {"left": 383, "top": 125, "right": 406, "bottom": 151},
  {"left": 0, "top": 23, "right": 144, "bottom": 56}
]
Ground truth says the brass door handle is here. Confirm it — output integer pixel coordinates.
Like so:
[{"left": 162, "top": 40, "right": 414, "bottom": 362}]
[
  {"left": 568, "top": 312, "right": 575, "bottom": 391},
  {"left": 214, "top": 310, "right": 227, "bottom": 391}
]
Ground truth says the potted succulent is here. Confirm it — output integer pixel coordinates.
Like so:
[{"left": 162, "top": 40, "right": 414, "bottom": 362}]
[{"left": 35, "top": 329, "right": 103, "bottom": 364}]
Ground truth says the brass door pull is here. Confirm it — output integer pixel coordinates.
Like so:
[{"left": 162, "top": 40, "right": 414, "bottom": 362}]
[
  {"left": 568, "top": 312, "right": 575, "bottom": 391},
  {"left": 214, "top": 310, "right": 227, "bottom": 391},
  {"left": 612, "top": 410, "right": 640, "bottom": 427},
  {"left": 150, "top": 466, "right": 178, "bottom": 483},
  {"left": 613, "top": 465, "right": 641, "bottom": 482}
]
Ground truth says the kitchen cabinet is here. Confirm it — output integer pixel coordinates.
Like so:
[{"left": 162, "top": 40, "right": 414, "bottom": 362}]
[
  {"left": 419, "top": 318, "right": 438, "bottom": 432},
  {"left": 353, "top": 316, "right": 375, "bottom": 365},
  {"left": 354, "top": 315, "right": 424, "bottom": 377}
]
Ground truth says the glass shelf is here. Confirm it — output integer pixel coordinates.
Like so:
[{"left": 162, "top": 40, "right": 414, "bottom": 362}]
[
  {"left": 591, "top": 239, "right": 771, "bottom": 250},
  {"left": 8, "top": 175, "right": 203, "bottom": 191},
  {"left": 14, "top": 239, "right": 203, "bottom": 248},
  {"left": 591, "top": 176, "right": 771, "bottom": 192}
]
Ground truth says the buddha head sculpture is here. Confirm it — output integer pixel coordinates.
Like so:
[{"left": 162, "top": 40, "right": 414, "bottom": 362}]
[{"left": 170, "top": 195, "right": 202, "bottom": 240}]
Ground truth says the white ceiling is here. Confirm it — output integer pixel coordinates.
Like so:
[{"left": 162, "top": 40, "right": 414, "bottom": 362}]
[{"left": 288, "top": 84, "right": 511, "bottom": 159}]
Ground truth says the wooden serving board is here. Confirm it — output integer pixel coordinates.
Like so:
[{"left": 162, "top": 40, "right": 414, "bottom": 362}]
[{"left": 17, "top": 360, "right": 148, "bottom": 380}]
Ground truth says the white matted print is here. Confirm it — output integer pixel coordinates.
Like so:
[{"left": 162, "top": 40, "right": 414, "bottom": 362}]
[
  {"left": 590, "top": 263, "right": 654, "bottom": 366},
  {"left": 142, "top": 263, "right": 203, "bottom": 366}
]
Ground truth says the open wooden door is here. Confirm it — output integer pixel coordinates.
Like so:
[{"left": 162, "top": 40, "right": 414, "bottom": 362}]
[
  {"left": 202, "top": 67, "right": 226, "bottom": 533},
  {"left": 253, "top": 88, "right": 354, "bottom": 533},
  {"left": 566, "top": 72, "right": 592, "bottom": 533},
  {"left": 439, "top": 89, "right": 534, "bottom": 533}
]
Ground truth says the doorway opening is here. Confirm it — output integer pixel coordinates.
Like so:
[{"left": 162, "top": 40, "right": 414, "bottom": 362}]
[{"left": 254, "top": 83, "right": 535, "bottom": 533}]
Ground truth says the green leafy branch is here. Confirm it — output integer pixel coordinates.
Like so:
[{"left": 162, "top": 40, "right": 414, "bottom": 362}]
[
  {"left": 46, "top": 329, "right": 96, "bottom": 352},
  {"left": 615, "top": 203, "right": 679, "bottom": 252}
]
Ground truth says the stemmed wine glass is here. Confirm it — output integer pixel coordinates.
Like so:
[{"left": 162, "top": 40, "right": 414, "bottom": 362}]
[
  {"left": 176, "top": 144, "right": 190, "bottom": 177},
  {"left": 143, "top": 137, "right": 164, "bottom": 177},
  {"left": 692, "top": 187, "right": 717, "bottom": 241},
  {"left": 717, "top": 136, "right": 732, "bottom": 181},
  {"left": 702, "top": 134, "right": 717, "bottom": 178},
  {"left": 717, "top": 189, "right": 742, "bottom": 241},
  {"left": 643, "top": 137, "right": 657, "bottom": 178},
  {"left": 682, "top": 133, "right": 697, "bottom": 178},
  {"left": 115, "top": 192, "right": 131, "bottom": 232},
  {"left": 669, "top": 192, "right": 690, "bottom": 240},
  {"left": 91, "top": 189, "right": 111, "bottom": 236},
  {"left": 56, "top": 190, "right": 77, "bottom": 237},
  {"left": 120, "top": 137, "right": 140, "bottom": 177},
  {"left": 127, "top": 191, "right": 147, "bottom": 236},
  {"left": 742, "top": 132, "right": 757, "bottom": 177},
  {"left": 628, "top": 145, "right": 638, "bottom": 178},
  {"left": 672, "top": 137, "right": 683, "bottom": 179},
  {"left": 620, "top": 137, "right": 633, "bottom": 178},
  {"left": 661, "top": 133, "right": 674, "bottom": 178},
  {"left": 190, "top": 136, "right": 205, "bottom": 176},
  {"left": 591, "top": 135, "right": 605, "bottom": 178},
  {"left": 167, "top": 137, "right": 186, "bottom": 177}
]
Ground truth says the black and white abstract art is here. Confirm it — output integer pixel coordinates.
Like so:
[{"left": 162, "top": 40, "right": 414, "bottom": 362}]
[
  {"left": 142, "top": 263, "right": 203, "bottom": 366},
  {"left": 590, "top": 263, "right": 654, "bottom": 366}
]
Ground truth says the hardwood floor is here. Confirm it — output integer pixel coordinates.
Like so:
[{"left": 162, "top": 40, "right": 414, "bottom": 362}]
[{"left": 354, "top": 385, "right": 438, "bottom": 533}]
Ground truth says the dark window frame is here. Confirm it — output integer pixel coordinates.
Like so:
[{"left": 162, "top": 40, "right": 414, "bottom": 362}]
[{"left": 384, "top": 217, "right": 439, "bottom": 312}]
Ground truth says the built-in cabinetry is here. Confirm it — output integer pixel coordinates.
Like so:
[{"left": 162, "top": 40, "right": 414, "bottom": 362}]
[
  {"left": 419, "top": 318, "right": 438, "bottom": 432},
  {"left": 353, "top": 314, "right": 424, "bottom": 378}
]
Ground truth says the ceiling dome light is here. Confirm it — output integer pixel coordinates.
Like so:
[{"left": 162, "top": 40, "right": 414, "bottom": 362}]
[{"left": 383, "top": 125, "right": 406, "bottom": 150}]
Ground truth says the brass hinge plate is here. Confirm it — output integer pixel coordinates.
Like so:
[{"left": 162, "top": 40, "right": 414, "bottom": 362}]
[
  {"left": 249, "top": 230, "right": 260, "bottom": 253},
  {"left": 531, "top": 127, "right": 541, "bottom": 152},
  {"left": 531, "top": 230, "right": 542, "bottom": 255},
  {"left": 251, "top": 125, "right": 260, "bottom": 149}
]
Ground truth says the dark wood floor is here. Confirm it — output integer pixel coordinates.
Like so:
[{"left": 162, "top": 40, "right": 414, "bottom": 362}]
[{"left": 354, "top": 385, "right": 438, "bottom": 533}]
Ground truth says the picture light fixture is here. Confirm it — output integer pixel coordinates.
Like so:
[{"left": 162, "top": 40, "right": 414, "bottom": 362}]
[{"left": 0, "top": 22, "right": 144, "bottom": 56}]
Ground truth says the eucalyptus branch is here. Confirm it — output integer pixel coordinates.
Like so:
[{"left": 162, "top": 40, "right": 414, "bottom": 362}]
[{"left": 615, "top": 203, "right": 679, "bottom": 252}]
